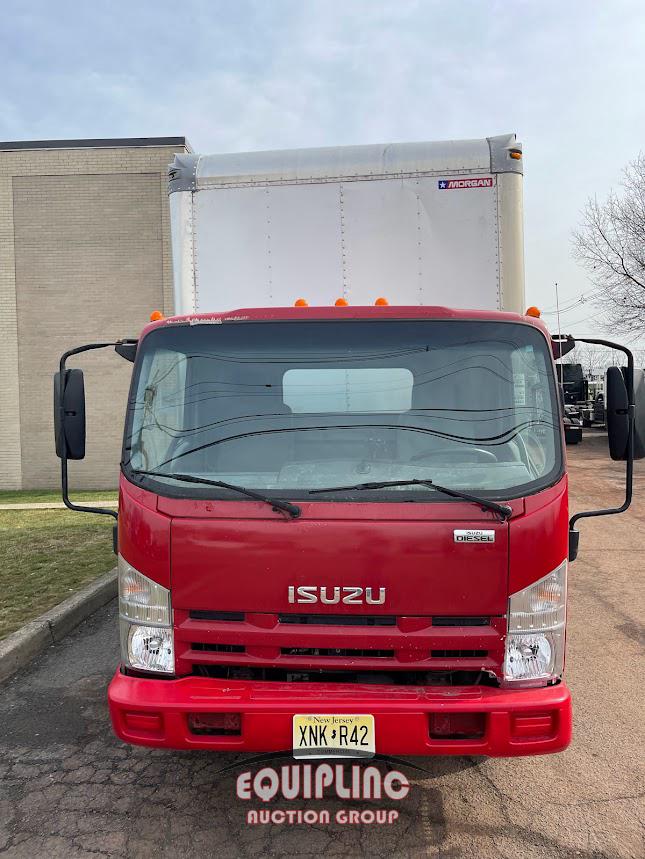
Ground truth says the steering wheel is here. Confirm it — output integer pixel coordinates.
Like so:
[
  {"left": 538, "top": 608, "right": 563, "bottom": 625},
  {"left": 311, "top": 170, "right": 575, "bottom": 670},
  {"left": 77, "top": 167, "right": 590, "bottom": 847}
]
[{"left": 410, "top": 447, "right": 498, "bottom": 464}]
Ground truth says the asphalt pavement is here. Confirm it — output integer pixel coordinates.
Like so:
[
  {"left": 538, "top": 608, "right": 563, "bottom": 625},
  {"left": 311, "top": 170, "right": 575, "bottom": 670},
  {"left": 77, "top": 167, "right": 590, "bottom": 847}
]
[{"left": 0, "top": 431, "right": 643, "bottom": 858}]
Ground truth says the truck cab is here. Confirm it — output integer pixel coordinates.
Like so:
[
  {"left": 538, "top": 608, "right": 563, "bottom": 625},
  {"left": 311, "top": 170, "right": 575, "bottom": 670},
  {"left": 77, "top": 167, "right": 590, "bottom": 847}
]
[{"left": 106, "top": 304, "right": 573, "bottom": 756}]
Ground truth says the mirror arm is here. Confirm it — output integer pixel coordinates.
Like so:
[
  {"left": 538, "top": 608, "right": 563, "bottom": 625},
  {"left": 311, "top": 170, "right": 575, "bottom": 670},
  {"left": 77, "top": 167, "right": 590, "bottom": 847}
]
[
  {"left": 560, "top": 336, "right": 635, "bottom": 560},
  {"left": 59, "top": 342, "right": 120, "bottom": 521}
]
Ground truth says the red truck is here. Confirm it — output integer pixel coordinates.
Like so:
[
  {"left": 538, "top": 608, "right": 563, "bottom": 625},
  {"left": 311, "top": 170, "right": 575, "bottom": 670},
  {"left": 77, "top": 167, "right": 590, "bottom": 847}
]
[{"left": 54, "top": 136, "right": 644, "bottom": 758}]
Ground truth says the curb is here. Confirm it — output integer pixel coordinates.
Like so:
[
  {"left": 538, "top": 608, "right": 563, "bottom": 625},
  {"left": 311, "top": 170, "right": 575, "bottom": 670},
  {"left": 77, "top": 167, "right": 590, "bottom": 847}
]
[{"left": 0, "top": 567, "right": 117, "bottom": 684}]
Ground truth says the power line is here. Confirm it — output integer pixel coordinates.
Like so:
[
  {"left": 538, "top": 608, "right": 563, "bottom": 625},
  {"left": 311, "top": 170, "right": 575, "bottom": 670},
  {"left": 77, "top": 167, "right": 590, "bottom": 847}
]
[
  {"left": 543, "top": 287, "right": 590, "bottom": 309},
  {"left": 541, "top": 295, "right": 589, "bottom": 315},
  {"left": 557, "top": 312, "right": 602, "bottom": 329}
]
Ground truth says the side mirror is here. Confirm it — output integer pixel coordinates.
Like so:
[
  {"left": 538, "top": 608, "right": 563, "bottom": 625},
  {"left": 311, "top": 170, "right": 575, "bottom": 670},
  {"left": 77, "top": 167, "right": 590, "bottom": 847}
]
[
  {"left": 632, "top": 368, "right": 645, "bottom": 460},
  {"left": 570, "top": 338, "right": 641, "bottom": 563},
  {"left": 606, "top": 367, "right": 629, "bottom": 460},
  {"left": 606, "top": 366, "right": 645, "bottom": 461},
  {"left": 54, "top": 369, "right": 86, "bottom": 460}
]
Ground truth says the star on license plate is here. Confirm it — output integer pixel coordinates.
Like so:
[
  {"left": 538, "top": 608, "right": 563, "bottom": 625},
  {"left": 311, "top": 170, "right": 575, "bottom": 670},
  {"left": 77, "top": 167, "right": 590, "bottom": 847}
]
[{"left": 293, "top": 714, "right": 375, "bottom": 759}]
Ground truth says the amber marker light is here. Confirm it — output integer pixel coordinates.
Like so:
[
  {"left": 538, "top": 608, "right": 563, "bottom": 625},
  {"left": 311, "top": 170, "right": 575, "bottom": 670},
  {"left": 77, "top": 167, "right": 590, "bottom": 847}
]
[
  {"left": 149, "top": 310, "right": 165, "bottom": 322},
  {"left": 509, "top": 149, "right": 522, "bottom": 160},
  {"left": 374, "top": 297, "right": 389, "bottom": 306},
  {"left": 294, "top": 298, "right": 309, "bottom": 307},
  {"left": 525, "top": 306, "right": 541, "bottom": 318},
  {"left": 335, "top": 298, "right": 349, "bottom": 306}
]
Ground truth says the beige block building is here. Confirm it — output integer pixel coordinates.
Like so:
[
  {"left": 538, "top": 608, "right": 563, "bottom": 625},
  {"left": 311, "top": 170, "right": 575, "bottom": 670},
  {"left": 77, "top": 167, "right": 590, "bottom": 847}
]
[{"left": 0, "top": 137, "right": 190, "bottom": 490}]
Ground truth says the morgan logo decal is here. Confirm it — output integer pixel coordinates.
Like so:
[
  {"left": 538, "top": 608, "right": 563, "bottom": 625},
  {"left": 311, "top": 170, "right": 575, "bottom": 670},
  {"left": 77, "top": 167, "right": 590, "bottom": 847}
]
[
  {"left": 453, "top": 529, "right": 495, "bottom": 543},
  {"left": 288, "top": 586, "right": 386, "bottom": 605},
  {"left": 438, "top": 177, "right": 494, "bottom": 190}
]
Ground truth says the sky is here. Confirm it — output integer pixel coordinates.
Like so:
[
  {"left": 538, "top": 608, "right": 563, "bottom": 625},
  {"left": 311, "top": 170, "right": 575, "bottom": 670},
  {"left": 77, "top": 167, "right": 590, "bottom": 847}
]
[{"left": 2, "top": 0, "right": 644, "bottom": 338}]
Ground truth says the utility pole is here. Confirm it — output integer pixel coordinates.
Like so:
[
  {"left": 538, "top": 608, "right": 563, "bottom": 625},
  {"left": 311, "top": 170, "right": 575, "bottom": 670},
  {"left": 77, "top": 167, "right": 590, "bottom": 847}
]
[{"left": 555, "top": 282, "right": 564, "bottom": 385}]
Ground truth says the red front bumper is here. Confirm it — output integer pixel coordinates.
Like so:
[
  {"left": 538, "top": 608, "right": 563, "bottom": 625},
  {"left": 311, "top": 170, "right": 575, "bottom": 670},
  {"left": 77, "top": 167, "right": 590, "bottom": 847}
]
[{"left": 108, "top": 670, "right": 572, "bottom": 757}]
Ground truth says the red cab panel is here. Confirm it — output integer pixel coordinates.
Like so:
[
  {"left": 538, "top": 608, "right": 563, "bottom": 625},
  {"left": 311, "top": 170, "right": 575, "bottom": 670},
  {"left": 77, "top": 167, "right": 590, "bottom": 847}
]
[
  {"left": 118, "top": 477, "right": 171, "bottom": 589},
  {"left": 509, "top": 476, "right": 568, "bottom": 594},
  {"left": 169, "top": 512, "right": 509, "bottom": 616}
]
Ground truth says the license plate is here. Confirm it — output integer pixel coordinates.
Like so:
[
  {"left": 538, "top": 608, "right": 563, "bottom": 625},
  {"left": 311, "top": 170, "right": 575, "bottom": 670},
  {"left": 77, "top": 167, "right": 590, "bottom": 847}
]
[{"left": 293, "top": 714, "right": 375, "bottom": 759}]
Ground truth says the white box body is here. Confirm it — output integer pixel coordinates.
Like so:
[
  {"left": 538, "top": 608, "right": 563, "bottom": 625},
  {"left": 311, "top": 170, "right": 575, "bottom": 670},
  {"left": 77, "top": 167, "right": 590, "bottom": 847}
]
[{"left": 168, "top": 134, "right": 524, "bottom": 315}]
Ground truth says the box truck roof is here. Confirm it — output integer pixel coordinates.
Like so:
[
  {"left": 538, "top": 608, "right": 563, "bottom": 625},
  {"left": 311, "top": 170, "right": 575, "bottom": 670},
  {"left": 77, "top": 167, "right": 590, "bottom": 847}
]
[{"left": 169, "top": 134, "right": 522, "bottom": 190}]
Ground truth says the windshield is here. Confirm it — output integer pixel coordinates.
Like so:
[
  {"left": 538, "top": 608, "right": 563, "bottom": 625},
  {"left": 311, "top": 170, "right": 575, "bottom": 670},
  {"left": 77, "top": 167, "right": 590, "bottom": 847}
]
[{"left": 124, "top": 319, "right": 562, "bottom": 500}]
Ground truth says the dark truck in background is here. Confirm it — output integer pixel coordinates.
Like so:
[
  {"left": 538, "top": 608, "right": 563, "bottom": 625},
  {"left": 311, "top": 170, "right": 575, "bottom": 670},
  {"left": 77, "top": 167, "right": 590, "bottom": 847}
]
[{"left": 560, "top": 364, "right": 586, "bottom": 444}]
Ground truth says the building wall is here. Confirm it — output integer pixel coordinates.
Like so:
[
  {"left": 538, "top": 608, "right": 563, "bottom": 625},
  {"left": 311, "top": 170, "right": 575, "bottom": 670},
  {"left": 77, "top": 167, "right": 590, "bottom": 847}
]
[{"left": 0, "top": 143, "right": 187, "bottom": 490}]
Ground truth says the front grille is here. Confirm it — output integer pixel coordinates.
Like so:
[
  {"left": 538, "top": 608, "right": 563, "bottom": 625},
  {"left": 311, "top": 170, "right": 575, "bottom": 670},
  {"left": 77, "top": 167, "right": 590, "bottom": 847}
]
[
  {"left": 175, "top": 609, "right": 506, "bottom": 685},
  {"left": 192, "top": 643, "right": 245, "bottom": 653},
  {"left": 432, "top": 616, "right": 489, "bottom": 627},
  {"left": 278, "top": 614, "right": 397, "bottom": 627},
  {"left": 189, "top": 610, "right": 245, "bottom": 622},
  {"left": 191, "top": 664, "right": 498, "bottom": 686},
  {"left": 431, "top": 650, "right": 487, "bottom": 658},
  {"left": 187, "top": 611, "right": 489, "bottom": 627},
  {"left": 281, "top": 647, "right": 394, "bottom": 658}
]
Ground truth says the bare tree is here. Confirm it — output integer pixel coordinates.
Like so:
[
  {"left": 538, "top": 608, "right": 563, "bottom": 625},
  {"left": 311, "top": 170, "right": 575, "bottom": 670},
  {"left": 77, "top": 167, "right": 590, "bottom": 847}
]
[
  {"left": 572, "top": 154, "right": 645, "bottom": 334},
  {"left": 633, "top": 347, "right": 645, "bottom": 369},
  {"left": 576, "top": 344, "right": 606, "bottom": 377}
]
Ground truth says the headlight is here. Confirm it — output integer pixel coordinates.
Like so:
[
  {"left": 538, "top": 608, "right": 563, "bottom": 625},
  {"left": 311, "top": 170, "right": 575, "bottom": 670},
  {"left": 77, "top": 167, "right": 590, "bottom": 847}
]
[
  {"left": 503, "top": 560, "right": 567, "bottom": 687},
  {"left": 118, "top": 556, "right": 174, "bottom": 674},
  {"left": 120, "top": 623, "right": 174, "bottom": 674}
]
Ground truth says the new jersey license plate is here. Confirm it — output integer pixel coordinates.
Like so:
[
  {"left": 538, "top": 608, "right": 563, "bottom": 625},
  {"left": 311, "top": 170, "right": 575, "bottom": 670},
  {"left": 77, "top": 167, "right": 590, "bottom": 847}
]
[{"left": 292, "top": 714, "right": 375, "bottom": 759}]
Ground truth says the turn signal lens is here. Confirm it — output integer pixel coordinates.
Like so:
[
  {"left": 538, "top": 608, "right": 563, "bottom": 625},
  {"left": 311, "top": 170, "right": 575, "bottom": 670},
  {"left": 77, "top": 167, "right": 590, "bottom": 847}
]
[
  {"left": 335, "top": 298, "right": 349, "bottom": 307},
  {"left": 118, "top": 556, "right": 171, "bottom": 625},
  {"left": 150, "top": 310, "right": 164, "bottom": 322},
  {"left": 509, "top": 150, "right": 522, "bottom": 160},
  {"left": 294, "top": 298, "right": 309, "bottom": 307},
  {"left": 525, "top": 306, "right": 541, "bottom": 318},
  {"left": 375, "top": 297, "right": 389, "bottom": 306},
  {"left": 508, "top": 563, "right": 567, "bottom": 632}
]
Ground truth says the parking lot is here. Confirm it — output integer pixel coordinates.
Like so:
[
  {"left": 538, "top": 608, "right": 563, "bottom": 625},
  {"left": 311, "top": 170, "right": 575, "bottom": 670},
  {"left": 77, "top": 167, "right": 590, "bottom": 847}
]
[{"left": 0, "top": 431, "right": 643, "bottom": 858}]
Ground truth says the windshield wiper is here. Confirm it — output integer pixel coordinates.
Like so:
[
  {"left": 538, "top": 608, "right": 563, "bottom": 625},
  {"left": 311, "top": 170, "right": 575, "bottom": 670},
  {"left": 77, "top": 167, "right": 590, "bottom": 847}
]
[
  {"left": 131, "top": 469, "right": 300, "bottom": 519},
  {"left": 309, "top": 479, "right": 512, "bottom": 520}
]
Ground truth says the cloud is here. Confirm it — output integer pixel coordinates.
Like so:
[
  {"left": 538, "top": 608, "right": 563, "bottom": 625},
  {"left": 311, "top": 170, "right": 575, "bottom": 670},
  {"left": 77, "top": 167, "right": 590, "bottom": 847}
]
[{"left": 1, "top": 0, "right": 645, "bottom": 326}]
